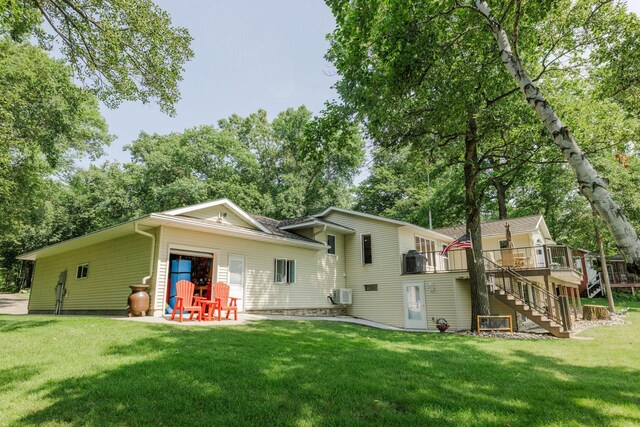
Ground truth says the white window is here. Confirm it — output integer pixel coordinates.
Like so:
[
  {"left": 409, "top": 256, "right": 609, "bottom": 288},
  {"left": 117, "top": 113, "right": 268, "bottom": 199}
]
[
  {"left": 76, "top": 263, "right": 89, "bottom": 279},
  {"left": 274, "top": 259, "right": 296, "bottom": 284},
  {"left": 327, "top": 234, "right": 336, "bottom": 255},
  {"left": 441, "top": 244, "right": 450, "bottom": 270},
  {"left": 415, "top": 236, "right": 436, "bottom": 266}
]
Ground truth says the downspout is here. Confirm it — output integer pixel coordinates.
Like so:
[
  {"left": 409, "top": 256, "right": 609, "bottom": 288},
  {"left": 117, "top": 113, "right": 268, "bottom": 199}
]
[{"left": 134, "top": 222, "right": 155, "bottom": 285}]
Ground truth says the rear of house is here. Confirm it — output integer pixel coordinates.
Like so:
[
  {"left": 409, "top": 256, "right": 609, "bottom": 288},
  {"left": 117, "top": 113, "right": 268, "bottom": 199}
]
[{"left": 19, "top": 198, "right": 584, "bottom": 334}]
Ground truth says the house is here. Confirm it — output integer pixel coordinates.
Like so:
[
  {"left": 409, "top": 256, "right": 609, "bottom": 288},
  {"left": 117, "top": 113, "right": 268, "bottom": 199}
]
[
  {"left": 435, "top": 216, "right": 584, "bottom": 337},
  {"left": 19, "top": 200, "right": 583, "bottom": 336},
  {"left": 581, "top": 252, "right": 640, "bottom": 297}
]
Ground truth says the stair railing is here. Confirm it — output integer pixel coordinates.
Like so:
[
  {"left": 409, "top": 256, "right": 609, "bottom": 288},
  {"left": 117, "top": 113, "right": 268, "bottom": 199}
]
[
  {"left": 484, "top": 257, "right": 569, "bottom": 331},
  {"left": 586, "top": 275, "right": 602, "bottom": 298}
]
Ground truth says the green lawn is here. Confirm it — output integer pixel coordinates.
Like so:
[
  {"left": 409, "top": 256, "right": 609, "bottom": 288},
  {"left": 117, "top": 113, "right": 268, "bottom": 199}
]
[{"left": 1, "top": 301, "right": 638, "bottom": 426}]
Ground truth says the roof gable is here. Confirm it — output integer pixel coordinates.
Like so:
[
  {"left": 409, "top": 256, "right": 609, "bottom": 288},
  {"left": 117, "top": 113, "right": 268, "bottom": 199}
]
[
  {"left": 161, "top": 199, "right": 271, "bottom": 234},
  {"left": 435, "top": 215, "right": 553, "bottom": 240}
]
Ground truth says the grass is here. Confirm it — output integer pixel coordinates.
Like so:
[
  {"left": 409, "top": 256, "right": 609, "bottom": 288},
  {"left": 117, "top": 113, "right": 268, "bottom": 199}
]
[
  {"left": 582, "top": 297, "right": 640, "bottom": 310},
  {"left": 1, "top": 300, "right": 638, "bottom": 426}
]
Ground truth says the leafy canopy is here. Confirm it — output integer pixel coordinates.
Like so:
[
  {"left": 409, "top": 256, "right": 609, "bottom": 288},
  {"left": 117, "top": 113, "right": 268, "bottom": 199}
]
[{"left": 0, "top": 0, "right": 194, "bottom": 114}]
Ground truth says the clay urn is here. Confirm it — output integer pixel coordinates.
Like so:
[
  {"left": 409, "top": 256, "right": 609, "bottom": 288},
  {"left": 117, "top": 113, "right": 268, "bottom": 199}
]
[{"left": 128, "top": 284, "right": 150, "bottom": 317}]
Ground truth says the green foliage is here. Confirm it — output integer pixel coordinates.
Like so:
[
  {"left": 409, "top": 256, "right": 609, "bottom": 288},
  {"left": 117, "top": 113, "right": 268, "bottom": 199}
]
[
  {"left": 125, "top": 107, "right": 364, "bottom": 219},
  {"left": 612, "top": 290, "right": 640, "bottom": 304},
  {"left": 0, "top": 40, "right": 111, "bottom": 289},
  {"left": 354, "top": 147, "right": 467, "bottom": 228},
  {"left": 0, "top": 0, "right": 193, "bottom": 114},
  {"left": 593, "top": 10, "right": 640, "bottom": 117}
]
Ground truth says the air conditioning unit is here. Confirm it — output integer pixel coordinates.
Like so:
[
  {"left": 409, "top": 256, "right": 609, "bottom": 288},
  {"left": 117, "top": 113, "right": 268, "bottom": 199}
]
[
  {"left": 333, "top": 288, "right": 352, "bottom": 305},
  {"left": 404, "top": 250, "right": 426, "bottom": 274}
]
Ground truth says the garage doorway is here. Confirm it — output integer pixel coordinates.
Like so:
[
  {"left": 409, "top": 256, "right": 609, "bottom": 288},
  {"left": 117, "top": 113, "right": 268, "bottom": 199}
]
[{"left": 166, "top": 250, "right": 214, "bottom": 314}]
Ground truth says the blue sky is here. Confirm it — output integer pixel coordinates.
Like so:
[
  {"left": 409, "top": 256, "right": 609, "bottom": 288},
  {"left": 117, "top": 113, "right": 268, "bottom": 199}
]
[
  {"left": 94, "top": 1, "right": 640, "bottom": 168},
  {"left": 97, "top": 0, "right": 339, "bottom": 164}
]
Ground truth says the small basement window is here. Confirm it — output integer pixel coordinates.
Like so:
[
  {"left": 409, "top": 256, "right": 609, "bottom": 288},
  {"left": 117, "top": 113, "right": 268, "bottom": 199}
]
[
  {"left": 327, "top": 234, "right": 336, "bottom": 255},
  {"left": 364, "top": 284, "right": 378, "bottom": 292},
  {"left": 76, "top": 263, "right": 89, "bottom": 279}
]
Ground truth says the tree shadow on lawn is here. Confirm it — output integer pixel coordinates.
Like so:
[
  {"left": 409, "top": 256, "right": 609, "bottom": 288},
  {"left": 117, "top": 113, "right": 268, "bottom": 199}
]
[
  {"left": 0, "top": 318, "right": 59, "bottom": 333},
  {"left": 16, "top": 321, "right": 640, "bottom": 426},
  {"left": 0, "top": 365, "right": 41, "bottom": 393}
]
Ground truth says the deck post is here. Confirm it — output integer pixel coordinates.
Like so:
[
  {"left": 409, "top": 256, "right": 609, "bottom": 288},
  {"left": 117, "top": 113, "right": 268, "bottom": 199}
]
[
  {"left": 545, "top": 278, "right": 553, "bottom": 318},
  {"left": 543, "top": 245, "right": 550, "bottom": 268},
  {"left": 570, "top": 286, "right": 578, "bottom": 320},
  {"left": 559, "top": 286, "right": 572, "bottom": 331},
  {"left": 553, "top": 283, "right": 561, "bottom": 325},
  {"left": 576, "top": 287, "right": 583, "bottom": 317}
]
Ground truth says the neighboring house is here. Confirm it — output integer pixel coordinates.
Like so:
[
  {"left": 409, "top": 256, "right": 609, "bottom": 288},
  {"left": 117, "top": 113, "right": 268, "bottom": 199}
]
[
  {"left": 581, "top": 252, "right": 640, "bottom": 297},
  {"left": 19, "top": 200, "right": 583, "bottom": 336}
]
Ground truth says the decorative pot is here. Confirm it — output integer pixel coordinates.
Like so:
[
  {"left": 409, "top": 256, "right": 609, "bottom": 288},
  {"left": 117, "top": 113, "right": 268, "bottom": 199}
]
[
  {"left": 436, "top": 325, "right": 449, "bottom": 333},
  {"left": 128, "top": 284, "right": 150, "bottom": 317}
]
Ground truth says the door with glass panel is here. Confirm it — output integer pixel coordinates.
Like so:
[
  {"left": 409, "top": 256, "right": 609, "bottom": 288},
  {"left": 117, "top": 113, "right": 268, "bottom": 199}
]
[
  {"left": 403, "top": 281, "right": 427, "bottom": 329},
  {"left": 228, "top": 255, "right": 245, "bottom": 311}
]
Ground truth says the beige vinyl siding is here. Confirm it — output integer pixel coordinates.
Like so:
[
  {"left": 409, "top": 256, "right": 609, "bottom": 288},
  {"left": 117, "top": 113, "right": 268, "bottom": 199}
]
[
  {"left": 483, "top": 233, "right": 534, "bottom": 251},
  {"left": 489, "top": 296, "right": 518, "bottom": 321},
  {"left": 323, "top": 212, "right": 404, "bottom": 327},
  {"left": 454, "top": 279, "right": 472, "bottom": 330},
  {"left": 421, "top": 274, "right": 460, "bottom": 331},
  {"left": 153, "top": 226, "right": 340, "bottom": 314},
  {"left": 29, "top": 232, "right": 152, "bottom": 312},
  {"left": 179, "top": 205, "right": 258, "bottom": 229}
]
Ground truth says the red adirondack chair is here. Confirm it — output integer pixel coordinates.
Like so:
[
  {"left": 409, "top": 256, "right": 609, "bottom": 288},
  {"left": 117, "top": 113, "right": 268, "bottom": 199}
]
[
  {"left": 213, "top": 281, "right": 240, "bottom": 321},
  {"left": 170, "top": 280, "right": 203, "bottom": 322}
]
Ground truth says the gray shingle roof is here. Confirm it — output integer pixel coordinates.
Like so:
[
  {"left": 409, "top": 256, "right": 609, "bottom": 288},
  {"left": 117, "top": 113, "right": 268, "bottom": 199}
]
[
  {"left": 436, "top": 215, "right": 543, "bottom": 238},
  {"left": 249, "top": 214, "right": 325, "bottom": 244},
  {"left": 276, "top": 215, "right": 316, "bottom": 227}
]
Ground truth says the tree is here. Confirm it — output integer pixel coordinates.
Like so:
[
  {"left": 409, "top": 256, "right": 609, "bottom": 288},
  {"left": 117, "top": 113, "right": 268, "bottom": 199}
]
[
  {"left": 469, "top": 0, "right": 640, "bottom": 273},
  {"left": 326, "top": 0, "right": 553, "bottom": 327},
  {"left": 354, "top": 146, "right": 468, "bottom": 229},
  {"left": 1, "top": 0, "right": 193, "bottom": 114},
  {"left": 0, "top": 40, "right": 111, "bottom": 235},
  {"left": 328, "top": 0, "right": 640, "bottom": 279},
  {"left": 0, "top": 40, "right": 111, "bottom": 290},
  {"left": 113, "top": 107, "right": 364, "bottom": 219}
]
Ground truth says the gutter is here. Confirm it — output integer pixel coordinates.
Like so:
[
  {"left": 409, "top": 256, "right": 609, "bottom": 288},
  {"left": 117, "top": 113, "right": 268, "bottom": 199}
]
[{"left": 134, "top": 222, "right": 155, "bottom": 285}]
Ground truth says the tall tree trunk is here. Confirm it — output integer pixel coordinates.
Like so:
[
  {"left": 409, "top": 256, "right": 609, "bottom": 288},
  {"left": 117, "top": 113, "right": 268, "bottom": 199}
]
[
  {"left": 465, "top": 116, "right": 491, "bottom": 330},
  {"left": 493, "top": 178, "right": 509, "bottom": 219},
  {"left": 593, "top": 205, "right": 616, "bottom": 312},
  {"left": 475, "top": 0, "right": 640, "bottom": 274}
]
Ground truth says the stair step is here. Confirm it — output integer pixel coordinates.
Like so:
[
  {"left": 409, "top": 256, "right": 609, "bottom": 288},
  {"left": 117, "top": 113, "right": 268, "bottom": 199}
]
[{"left": 492, "top": 291, "right": 569, "bottom": 338}]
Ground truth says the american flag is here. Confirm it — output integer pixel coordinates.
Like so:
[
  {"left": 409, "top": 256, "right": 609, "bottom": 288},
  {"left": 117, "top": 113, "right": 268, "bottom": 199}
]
[{"left": 441, "top": 233, "right": 472, "bottom": 255}]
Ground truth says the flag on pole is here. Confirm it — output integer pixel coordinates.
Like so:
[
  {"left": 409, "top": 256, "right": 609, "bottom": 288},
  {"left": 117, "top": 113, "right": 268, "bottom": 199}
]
[{"left": 441, "top": 233, "right": 472, "bottom": 255}]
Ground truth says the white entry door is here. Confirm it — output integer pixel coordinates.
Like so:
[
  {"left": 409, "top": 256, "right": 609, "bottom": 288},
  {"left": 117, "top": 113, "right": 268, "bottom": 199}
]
[
  {"left": 228, "top": 255, "right": 245, "bottom": 311},
  {"left": 535, "top": 246, "right": 546, "bottom": 267},
  {"left": 403, "top": 281, "right": 427, "bottom": 329}
]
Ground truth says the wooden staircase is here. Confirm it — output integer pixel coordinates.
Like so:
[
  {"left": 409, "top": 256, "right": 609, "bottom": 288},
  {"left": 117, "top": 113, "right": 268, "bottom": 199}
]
[{"left": 485, "top": 259, "right": 572, "bottom": 338}]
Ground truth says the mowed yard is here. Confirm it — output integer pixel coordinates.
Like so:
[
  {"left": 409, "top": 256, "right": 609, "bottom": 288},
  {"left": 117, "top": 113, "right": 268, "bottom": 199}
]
[{"left": 1, "top": 299, "right": 639, "bottom": 426}]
